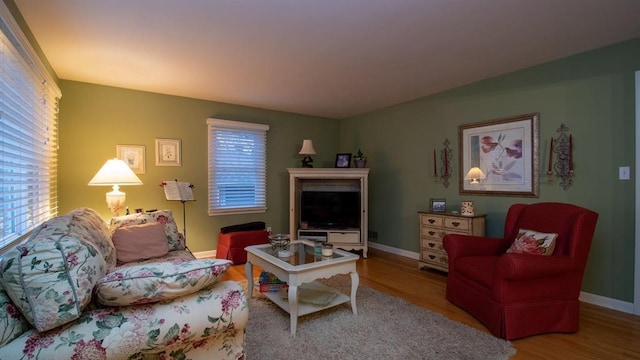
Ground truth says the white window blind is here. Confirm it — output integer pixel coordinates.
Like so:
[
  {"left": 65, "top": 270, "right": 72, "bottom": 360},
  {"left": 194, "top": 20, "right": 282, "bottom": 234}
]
[
  {"left": 207, "top": 118, "right": 269, "bottom": 215},
  {"left": 0, "top": 3, "right": 61, "bottom": 250}
]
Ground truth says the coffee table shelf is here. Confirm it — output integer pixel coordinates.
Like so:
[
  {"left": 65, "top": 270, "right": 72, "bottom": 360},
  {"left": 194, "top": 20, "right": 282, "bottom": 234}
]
[{"left": 261, "top": 280, "right": 351, "bottom": 316}]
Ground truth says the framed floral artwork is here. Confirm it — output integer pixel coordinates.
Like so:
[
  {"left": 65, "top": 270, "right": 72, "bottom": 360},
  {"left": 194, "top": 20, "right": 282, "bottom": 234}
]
[
  {"left": 116, "top": 145, "right": 145, "bottom": 174},
  {"left": 459, "top": 113, "right": 539, "bottom": 197},
  {"left": 155, "top": 138, "right": 181, "bottom": 166}
]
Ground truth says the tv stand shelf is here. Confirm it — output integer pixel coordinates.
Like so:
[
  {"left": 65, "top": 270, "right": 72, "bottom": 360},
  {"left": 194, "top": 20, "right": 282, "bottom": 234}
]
[{"left": 288, "top": 168, "right": 369, "bottom": 258}]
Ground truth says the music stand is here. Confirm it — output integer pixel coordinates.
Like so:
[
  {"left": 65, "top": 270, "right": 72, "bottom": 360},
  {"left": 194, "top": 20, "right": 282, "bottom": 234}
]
[{"left": 161, "top": 180, "right": 195, "bottom": 245}]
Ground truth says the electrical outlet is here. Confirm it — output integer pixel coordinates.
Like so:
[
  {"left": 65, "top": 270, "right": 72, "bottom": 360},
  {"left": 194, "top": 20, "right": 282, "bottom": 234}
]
[{"left": 266, "top": 226, "right": 272, "bottom": 233}]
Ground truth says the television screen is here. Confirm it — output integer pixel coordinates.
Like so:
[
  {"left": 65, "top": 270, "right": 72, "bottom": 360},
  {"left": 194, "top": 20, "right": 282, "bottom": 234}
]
[{"left": 300, "top": 191, "right": 360, "bottom": 229}]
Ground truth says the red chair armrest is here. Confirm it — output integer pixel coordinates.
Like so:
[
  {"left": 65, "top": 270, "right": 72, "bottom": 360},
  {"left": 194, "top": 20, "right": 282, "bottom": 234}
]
[{"left": 443, "top": 234, "right": 510, "bottom": 259}]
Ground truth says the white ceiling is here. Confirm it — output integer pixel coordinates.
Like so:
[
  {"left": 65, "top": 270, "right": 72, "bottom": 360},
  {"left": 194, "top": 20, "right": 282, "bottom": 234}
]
[{"left": 14, "top": 0, "right": 640, "bottom": 119}]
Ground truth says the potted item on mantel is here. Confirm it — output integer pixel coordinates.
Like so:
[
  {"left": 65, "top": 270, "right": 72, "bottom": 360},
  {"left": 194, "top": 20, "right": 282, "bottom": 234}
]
[{"left": 353, "top": 149, "right": 367, "bottom": 168}]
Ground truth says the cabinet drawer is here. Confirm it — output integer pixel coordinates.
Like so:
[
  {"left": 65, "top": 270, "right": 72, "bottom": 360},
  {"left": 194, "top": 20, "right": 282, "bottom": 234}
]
[
  {"left": 421, "top": 237, "right": 444, "bottom": 251},
  {"left": 328, "top": 231, "right": 360, "bottom": 244},
  {"left": 444, "top": 217, "right": 471, "bottom": 231},
  {"left": 421, "top": 249, "right": 448, "bottom": 267},
  {"left": 421, "top": 226, "right": 444, "bottom": 240},
  {"left": 420, "top": 215, "right": 443, "bottom": 227}
]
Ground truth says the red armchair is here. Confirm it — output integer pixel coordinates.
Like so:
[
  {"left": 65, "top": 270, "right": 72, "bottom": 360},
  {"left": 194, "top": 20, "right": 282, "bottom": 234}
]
[{"left": 443, "top": 202, "right": 598, "bottom": 340}]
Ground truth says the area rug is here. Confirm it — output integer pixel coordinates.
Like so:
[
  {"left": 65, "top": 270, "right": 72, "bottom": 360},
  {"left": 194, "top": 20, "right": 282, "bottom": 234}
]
[{"left": 243, "top": 275, "right": 515, "bottom": 359}]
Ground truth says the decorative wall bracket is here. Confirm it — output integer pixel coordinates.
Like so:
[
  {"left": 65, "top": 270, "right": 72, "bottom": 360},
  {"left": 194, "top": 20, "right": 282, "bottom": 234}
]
[
  {"left": 440, "top": 139, "right": 453, "bottom": 188},
  {"left": 546, "top": 123, "right": 573, "bottom": 190}
]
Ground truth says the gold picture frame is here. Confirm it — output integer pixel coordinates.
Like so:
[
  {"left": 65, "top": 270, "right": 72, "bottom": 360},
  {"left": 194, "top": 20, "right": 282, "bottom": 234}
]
[
  {"left": 116, "top": 145, "right": 146, "bottom": 174},
  {"left": 155, "top": 138, "right": 182, "bottom": 166}
]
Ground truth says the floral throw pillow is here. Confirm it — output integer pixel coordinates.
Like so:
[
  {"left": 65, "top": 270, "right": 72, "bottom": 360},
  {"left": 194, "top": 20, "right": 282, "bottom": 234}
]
[
  {"left": 95, "top": 259, "right": 232, "bottom": 306},
  {"left": 507, "top": 228, "right": 558, "bottom": 256},
  {"left": 0, "top": 284, "right": 30, "bottom": 347}
]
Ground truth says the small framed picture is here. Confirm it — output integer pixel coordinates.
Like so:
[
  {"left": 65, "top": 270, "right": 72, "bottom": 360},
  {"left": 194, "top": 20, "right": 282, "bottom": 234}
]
[
  {"left": 116, "top": 145, "right": 145, "bottom": 174},
  {"left": 335, "top": 153, "right": 352, "bottom": 168},
  {"left": 155, "top": 138, "right": 181, "bottom": 166},
  {"left": 430, "top": 198, "right": 446, "bottom": 213}
]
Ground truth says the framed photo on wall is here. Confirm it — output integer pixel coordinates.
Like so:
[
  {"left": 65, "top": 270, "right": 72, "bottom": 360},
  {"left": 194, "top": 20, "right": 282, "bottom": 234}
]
[
  {"left": 459, "top": 113, "right": 539, "bottom": 197},
  {"left": 155, "top": 138, "right": 182, "bottom": 166},
  {"left": 335, "top": 153, "right": 352, "bottom": 168},
  {"left": 116, "top": 145, "right": 145, "bottom": 174},
  {"left": 430, "top": 198, "right": 446, "bottom": 213}
]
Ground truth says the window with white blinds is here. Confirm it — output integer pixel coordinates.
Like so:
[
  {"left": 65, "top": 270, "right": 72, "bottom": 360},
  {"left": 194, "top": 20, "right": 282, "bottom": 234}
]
[
  {"left": 207, "top": 118, "right": 269, "bottom": 215},
  {"left": 0, "top": 3, "right": 61, "bottom": 250}
]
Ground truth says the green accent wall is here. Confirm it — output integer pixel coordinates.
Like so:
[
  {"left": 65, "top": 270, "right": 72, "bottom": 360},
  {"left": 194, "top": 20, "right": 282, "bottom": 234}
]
[
  {"left": 340, "top": 38, "right": 640, "bottom": 302},
  {"left": 58, "top": 81, "right": 339, "bottom": 253}
]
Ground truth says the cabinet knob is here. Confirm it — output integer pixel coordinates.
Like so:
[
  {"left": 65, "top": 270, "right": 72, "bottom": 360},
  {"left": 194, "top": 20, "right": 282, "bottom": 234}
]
[
  {"left": 451, "top": 221, "right": 460, "bottom": 227},
  {"left": 428, "top": 231, "right": 436, "bottom": 236},
  {"left": 428, "top": 219, "right": 435, "bottom": 224},
  {"left": 428, "top": 254, "right": 436, "bottom": 260},
  {"left": 428, "top": 242, "right": 435, "bottom": 248}
]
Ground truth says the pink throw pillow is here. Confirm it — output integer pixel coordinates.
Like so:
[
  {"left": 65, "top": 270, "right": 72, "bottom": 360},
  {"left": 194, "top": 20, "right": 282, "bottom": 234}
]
[
  {"left": 506, "top": 228, "right": 558, "bottom": 256},
  {"left": 112, "top": 222, "right": 170, "bottom": 263}
]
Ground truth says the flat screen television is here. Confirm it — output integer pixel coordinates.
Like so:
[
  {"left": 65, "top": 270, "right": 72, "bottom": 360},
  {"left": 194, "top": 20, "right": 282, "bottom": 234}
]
[{"left": 300, "top": 191, "right": 360, "bottom": 229}]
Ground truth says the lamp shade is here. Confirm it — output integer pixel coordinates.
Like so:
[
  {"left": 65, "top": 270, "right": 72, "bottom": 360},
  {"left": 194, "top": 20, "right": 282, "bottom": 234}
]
[
  {"left": 298, "top": 139, "right": 316, "bottom": 155},
  {"left": 464, "top": 167, "right": 486, "bottom": 184},
  {"left": 88, "top": 158, "right": 143, "bottom": 186}
]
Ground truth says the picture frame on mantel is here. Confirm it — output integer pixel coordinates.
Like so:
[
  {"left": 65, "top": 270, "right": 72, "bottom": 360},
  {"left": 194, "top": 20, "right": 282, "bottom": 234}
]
[
  {"left": 335, "top": 153, "right": 352, "bottom": 168},
  {"left": 459, "top": 113, "right": 539, "bottom": 197}
]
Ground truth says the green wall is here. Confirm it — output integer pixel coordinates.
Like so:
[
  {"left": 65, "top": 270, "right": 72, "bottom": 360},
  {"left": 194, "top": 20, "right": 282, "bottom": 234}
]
[
  {"left": 340, "top": 38, "right": 640, "bottom": 302},
  {"left": 58, "top": 81, "right": 340, "bottom": 252}
]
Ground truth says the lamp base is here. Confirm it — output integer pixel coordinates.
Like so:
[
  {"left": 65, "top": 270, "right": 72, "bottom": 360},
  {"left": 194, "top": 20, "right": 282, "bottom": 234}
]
[
  {"left": 301, "top": 156, "right": 314, "bottom": 168},
  {"left": 106, "top": 185, "right": 126, "bottom": 216}
]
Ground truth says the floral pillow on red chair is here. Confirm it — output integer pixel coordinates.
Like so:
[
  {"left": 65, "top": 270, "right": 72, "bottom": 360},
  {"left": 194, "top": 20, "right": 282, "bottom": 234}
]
[{"left": 506, "top": 228, "right": 558, "bottom": 256}]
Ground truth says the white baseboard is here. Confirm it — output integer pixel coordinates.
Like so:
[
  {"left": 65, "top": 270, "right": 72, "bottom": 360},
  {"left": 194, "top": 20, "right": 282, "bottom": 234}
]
[
  {"left": 369, "top": 242, "right": 636, "bottom": 314},
  {"left": 193, "top": 250, "right": 216, "bottom": 259},
  {"left": 368, "top": 241, "right": 420, "bottom": 260},
  {"left": 579, "top": 291, "right": 635, "bottom": 314}
]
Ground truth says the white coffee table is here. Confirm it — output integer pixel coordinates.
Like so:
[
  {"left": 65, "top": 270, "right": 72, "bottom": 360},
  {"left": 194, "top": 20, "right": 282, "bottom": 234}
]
[{"left": 245, "top": 240, "right": 359, "bottom": 335}]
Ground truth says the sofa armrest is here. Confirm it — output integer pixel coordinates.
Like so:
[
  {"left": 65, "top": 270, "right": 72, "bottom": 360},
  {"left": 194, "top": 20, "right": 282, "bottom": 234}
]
[{"left": 0, "top": 281, "right": 248, "bottom": 360}]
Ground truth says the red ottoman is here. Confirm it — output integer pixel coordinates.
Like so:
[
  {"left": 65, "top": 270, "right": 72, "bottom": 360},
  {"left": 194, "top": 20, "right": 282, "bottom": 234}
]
[{"left": 216, "top": 229, "right": 269, "bottom": 264}]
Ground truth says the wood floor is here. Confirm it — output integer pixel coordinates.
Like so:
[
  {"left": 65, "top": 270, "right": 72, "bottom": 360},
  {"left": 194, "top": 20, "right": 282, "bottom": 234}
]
[{"left": 220, "top": 247, "right": 640, "bottom": 359}]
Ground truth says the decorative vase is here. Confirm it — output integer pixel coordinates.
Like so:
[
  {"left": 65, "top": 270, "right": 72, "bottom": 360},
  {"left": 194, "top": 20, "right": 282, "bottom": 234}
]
[
  {"left": 354, "top": 159, "right": 367, "bottom": 168},
  {"left": 461, "top": 201, "right": 475, "bottom": 216}
]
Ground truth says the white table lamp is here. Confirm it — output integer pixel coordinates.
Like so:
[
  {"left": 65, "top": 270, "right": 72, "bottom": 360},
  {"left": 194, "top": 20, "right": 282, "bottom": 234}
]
[
  {"left": 298, "top": 139, "right": 316, "bottom": 168},
  {"left": 88, "top": 158, "right": 143, "bottom": 215},
  {"left": 464, "top": 167, "right": 486, "bottom": 184}
]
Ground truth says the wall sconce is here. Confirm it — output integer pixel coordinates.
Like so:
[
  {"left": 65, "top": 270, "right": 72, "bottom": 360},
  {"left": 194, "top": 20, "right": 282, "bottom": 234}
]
[
  {"left": 298, "top": 139, "right": 316, "bottom": 168},
  {"left": 546, "top": 123, "right": 573, "bottom": 190},
  {"left": 88, "top": 158, "right": 143, "bottom": 215},
  {"left": 464, "top": 167, "right": 486, "bottom": 184},
  {"left": 433, "top": 139, "right": 452, "bottom": 188}
]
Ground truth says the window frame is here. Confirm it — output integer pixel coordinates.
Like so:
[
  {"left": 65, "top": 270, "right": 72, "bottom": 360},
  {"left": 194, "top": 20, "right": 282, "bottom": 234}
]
[
  {"left": 206, "top": 118, "right": 269, "bottom": 216},
  {"left": 0, "top": 3, "right": 61, "bottom": 251}
]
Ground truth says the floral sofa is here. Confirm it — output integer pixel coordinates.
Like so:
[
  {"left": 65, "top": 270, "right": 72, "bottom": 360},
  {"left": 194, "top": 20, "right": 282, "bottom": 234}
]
[{"left": 0, "top": 208, "right": 248, "bottom": 359}]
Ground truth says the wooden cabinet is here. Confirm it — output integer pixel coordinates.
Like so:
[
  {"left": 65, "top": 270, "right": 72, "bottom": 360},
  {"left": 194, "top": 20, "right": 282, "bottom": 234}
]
[
  {"left": 417, "top": 211, "right": 485, "bottom": 272},
  {"left": 288, "top": 168, "right": 369, "bottom": 257}
]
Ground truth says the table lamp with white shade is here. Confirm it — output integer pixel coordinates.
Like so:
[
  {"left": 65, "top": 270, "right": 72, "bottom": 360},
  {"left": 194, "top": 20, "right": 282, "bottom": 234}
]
[
  {"left": 88, "top": 158, "right": 143, "bottom": 215},
  {"left": 464, "top": 167, "right": 486, "bottom": 184},
  {"left": 298, "top": 139, "right": 316, "bottom": 168}
]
